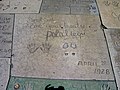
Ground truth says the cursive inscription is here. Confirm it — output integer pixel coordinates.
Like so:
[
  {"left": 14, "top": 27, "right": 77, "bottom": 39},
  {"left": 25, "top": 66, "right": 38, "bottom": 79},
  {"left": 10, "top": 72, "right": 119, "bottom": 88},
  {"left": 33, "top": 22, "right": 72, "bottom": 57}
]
[
  {"left": 0, "top": 17, "right": 11, "bottom": 23},
  {"left": 103, "top": 0, "right": 120, "bottom": 7},
  {"left": 0, "top": 15, "right": 13, "bottom": 57},
  {"left": 46, "top": 30, "right": 85, "bottom": 40}
]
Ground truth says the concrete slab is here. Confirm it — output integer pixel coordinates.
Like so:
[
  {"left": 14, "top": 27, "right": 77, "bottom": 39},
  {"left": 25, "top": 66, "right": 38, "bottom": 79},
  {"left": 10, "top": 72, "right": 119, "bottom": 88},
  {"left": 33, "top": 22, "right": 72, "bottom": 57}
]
[
  {"left": 41, "top": 5, "right": 70, "bottom": 14},
  {"left": 105, "top": 29, "right": 120, "bottom": 90},
  {"left": 41, "top": 0, "right": 99, "bottom": 15},
  {"left": 0, "top": 0, "right": 42, "bottom": 13},
  {"left": 0, "top": 58, "right": 10, "bottom": 90},
  {"left": 7, "top": 76, "right": 117, "bottom": 90},
  {"left": 41, "top": 0, "right": 71, "bottom": 14},
  {"left": 0, "top": 14, "right": 14, "bottom": 58},
  {"left": 97, "top": 0, "right": 120, "bottom": 29},
  {"left": 11, "top": 14, "right": 114, "bottom": 80},
  {"left": 70, "top": 0, "right": 98, "bottom": 15}
]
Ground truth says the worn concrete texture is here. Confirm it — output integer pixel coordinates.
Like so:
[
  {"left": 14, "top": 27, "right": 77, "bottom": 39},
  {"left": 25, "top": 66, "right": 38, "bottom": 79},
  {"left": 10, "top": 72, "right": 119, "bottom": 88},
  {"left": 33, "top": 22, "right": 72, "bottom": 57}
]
[
  {"left": 0, "top": 14, "right": 14, "bottom": 58},
  {"left": 0, "top": 0, "right": 120, "bottom": 90},
  {"left": 97, "top": 0, "right": 120, "bottom": 29},
  {"left": 41, "top": 0, "right": 99, "bottom": 15},
  {"left": 0, "top": 0, "right": 42, "bottom": 13},
  {"left": 0, "top": 58, "right": 10, "bottom": 90},
  {"left": 11, "top": 14, "right": 114, "bottom": 80},
  {"left": 105, "top": 29, "right": 120, "bottom": 90}
]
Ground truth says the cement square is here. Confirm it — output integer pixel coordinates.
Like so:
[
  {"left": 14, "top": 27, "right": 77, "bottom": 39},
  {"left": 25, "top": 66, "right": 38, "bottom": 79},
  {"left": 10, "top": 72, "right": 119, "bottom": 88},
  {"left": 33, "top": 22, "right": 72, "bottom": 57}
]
[
  {"left": 11, "top": 14, "right": 114, "bottom": 80},
  {"left": 41, "top": 0, "right": 71, "bottom": 14},
  {"left": 42, "top": 0, "right": 71, "bottom": 6},
  {"left": 70, "top": 1, "right": 99, "bottom": 15},
  {"left": 105, "top": 29, "right": 120, "bottom": 90},
  {"left": 0, "top": 0, "right": 42, "bottom": 13},
  {"left": 97, "top": 0, "right": 120, "bottom": 29},
  {"left": 0, "top": 14, "right": 14, "bottom": 58},
  {"left": 41, "top": 5, "right": 70, "bottom": 14},
  {"left": 41, "top": 0, "right": 98, "bottom": 15},
  {"left": 70, "top": 0, "right": 95, "bottom": 6},
  {"left": 0, "top": 58, "right": 10, "bottom": 90}
]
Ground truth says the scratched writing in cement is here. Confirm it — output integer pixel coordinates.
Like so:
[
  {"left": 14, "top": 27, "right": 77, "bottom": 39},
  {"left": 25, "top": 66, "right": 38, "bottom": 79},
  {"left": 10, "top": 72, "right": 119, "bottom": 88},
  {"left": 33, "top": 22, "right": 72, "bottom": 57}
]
[
  {"left": 105, "top": 29, "right": 120, "bottom": 90},
  {"left": 11, "top": 14, "right": 114, "bottom": 80},
  {"left": 97, "top": 0, "right": 120, "bottom": 28},
  {"left": 0, "top": 14, "right": 14, "bottom": 58}
]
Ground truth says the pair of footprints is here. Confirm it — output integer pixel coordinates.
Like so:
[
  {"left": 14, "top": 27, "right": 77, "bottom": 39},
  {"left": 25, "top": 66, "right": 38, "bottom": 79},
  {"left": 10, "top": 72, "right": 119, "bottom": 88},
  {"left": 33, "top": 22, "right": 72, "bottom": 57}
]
[
  {"left": 63, "top": 43, "right": 77, "bottom": 56},
  {"left": 63, "top": 43, "right": 77, "bottom": 49},
  {"left": 0, "top": 1, "right": 27, "bottom": 11}
]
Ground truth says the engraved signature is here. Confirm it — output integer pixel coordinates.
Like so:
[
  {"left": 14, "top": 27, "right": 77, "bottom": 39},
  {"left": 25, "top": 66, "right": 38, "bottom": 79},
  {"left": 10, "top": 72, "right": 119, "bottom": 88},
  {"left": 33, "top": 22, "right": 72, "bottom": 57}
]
[{"left": 46, "top": 30, "right": 85, "bottom": 40}]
